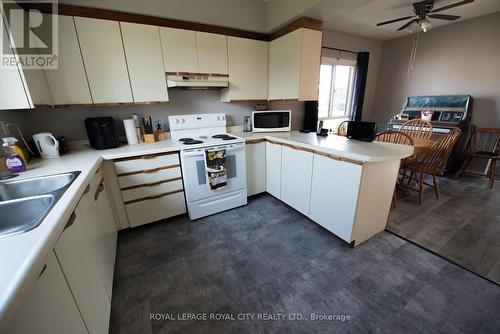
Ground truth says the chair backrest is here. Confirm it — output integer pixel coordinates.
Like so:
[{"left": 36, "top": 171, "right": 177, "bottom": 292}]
[
  {"left": 466, "top": 125, "right": 500, "bottom": 155},
  {"left": 337, "top": 121, "right": 349, "bottom": 136},
  {"left": 422, "top": 128, "right": 461, "bottom": 174},
  {"left": 374, "top": 130, "right": 414, "bottom": 146},
  {"left": 400, "top": 119, "right": 433, "bottom": 140}
]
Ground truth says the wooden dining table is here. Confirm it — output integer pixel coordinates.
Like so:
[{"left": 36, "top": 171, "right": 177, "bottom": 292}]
[{"left": 412, "top": 138, "right": 433, "bottom": 155}]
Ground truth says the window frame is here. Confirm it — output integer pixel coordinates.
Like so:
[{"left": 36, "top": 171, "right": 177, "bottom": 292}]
[{"left": 318, "top": 57, "right": 357, "bottom": 121}]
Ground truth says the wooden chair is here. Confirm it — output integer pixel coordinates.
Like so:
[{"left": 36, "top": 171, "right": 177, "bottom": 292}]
[
  {"left": 401, "top": 128, "right": 461, "bottom": 204},
  {"left": 337, "top": 121, "right": 349, "bottom": 136},
  {"left": 375, "top": 130, "right": 414, "bottom": 208},
  {"left": 374, "top": 130, "right": 414, "bottom": 146},
  {"left": 400, "top": 119, "right": 433, "bottom": 141},
  {"left": 455, "top": 125, "right": 500, "bottom": 188}
]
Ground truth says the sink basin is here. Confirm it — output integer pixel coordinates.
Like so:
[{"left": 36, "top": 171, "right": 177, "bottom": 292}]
[
  {"left": 0, "top": 195, "right": 54, "bottom": 238},
  {"left": 0, "top": 172, "right": 79, "bottom": 201},
  {"left": 0, "top": 171, "right": 80, "bottom": 238}
]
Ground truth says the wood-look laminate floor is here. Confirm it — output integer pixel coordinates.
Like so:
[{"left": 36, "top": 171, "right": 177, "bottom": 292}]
[
  {"left": 110, "top": 194, "right": 500, "bottom": 334},
  {"left": 387, "top": 174, "right": 500, "bottom": 284}
]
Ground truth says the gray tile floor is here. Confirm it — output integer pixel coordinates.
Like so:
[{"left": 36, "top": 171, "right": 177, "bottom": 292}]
[
  {"left": 110, "top": 194, "right": 500, "bottom": 334},
  {"left": 387, "top": 174, "right": 500, "bottom": 284}
]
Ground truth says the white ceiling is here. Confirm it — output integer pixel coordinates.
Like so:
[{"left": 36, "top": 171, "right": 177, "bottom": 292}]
[{"left": 301, "top": 0, "right": 500, "bottom": 40}]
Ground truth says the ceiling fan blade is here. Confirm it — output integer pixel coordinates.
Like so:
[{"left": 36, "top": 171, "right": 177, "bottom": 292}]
[
  {"left": 397, "top": 18, "right": 419, "bottom": 31},
  {"left": 428, "top": 13, "right": 461, "bottom": 20},
  {"left": 376, "top": 15, "right": 416, "bottom": 26},
  {"left": 430, "top": 0, "right": 474, "bottom": 13}
]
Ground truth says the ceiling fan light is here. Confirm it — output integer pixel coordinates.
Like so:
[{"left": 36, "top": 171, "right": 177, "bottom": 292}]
[
  {"left": 419, "top": 18, "right": 432, "bottom": 32},
  {"left": 407, "top": 21, "right": 420, "bottom": 34}
]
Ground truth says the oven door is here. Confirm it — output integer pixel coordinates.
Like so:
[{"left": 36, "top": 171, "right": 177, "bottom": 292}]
[
  {"left": 252, "top": 111, "right": 291, "bottom": 132},
  {"left": 180, "top": 143, "right": 247, "bottom": 202}
]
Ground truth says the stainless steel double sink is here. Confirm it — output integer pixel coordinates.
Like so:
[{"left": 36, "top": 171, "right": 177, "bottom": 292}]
[{"left": 0, "top": 171, "right": 80, "bottom": 238}]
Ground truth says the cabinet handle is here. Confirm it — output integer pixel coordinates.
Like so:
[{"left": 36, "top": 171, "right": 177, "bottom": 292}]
[
  {"left": 83, "top": 184, "right": 90, "bottom": 195},
  {"left": 94, "top": 179, "right": 104, "bottom": 201},
  {"left": 63, "top": 212, "right": 77, "bottom": 231},
  {"left": 38, "top": 264, "right": 47, "bottom": 280}
]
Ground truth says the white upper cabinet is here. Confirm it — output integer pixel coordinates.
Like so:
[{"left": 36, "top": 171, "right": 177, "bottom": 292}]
[
  {"left": 44, "top": 15, "right": 92, "bottom": 105},
  {"left": 74, "top": 17, "right": 132, "bottom": 103},
  {"left": 268, "top": 28, "right": 322, "bottom": 101},
  {"left": 0, "top": 7, "right": 31, "bottom": 110},
  {"left": 196, "top": 32, "right": 228, "bottom": 74},
  {"left": 159, "top": 27, "right": 198, "bottom": 73},
  {"left": 221, "top": 36, "right": 267, "bottom": 102},
  {"left": 121, "top": 22, "right": 168, "bottom": 102}
]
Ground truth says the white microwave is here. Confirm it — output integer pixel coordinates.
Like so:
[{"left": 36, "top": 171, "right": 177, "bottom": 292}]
[{"left": 252, "top": 110, "right": 291, "bottom": 132}]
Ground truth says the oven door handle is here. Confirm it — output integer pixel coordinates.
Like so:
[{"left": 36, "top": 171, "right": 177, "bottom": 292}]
[{"left": 182, "top": 144, "right": 245, "bottom": 157}]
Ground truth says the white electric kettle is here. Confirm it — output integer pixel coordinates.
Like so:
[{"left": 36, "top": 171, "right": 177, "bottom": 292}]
[{"left": 33, "top": 132, "right": 60, "bottom": 159}]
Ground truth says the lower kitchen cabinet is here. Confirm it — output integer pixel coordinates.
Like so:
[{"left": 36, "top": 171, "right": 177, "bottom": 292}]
[
  {"left": 309, "top": 153, "right": 362, "bottom": 242},
  {"left": 266, "top": 141, "right": 282, "bottom": 199},
  {"left": 113, "top": 152, "right": 187, "bottom": 227},
  {"left": 246, "top": 140, "right": 266, "bottom": 196},
  {"left": 125, "top": 190, "right": 186, "bottom": 227},
  {"left": 77, "top": 170, "right": 117, "bottom": 300},
  {"left": 280, "top": 145, "right": 313, "bottom": 215},
  {"left": 55, "top": 212, "right": 111, "bottom": 334},
  {"left": 5, "top": 252, "right": 87, "bottom": 334}
]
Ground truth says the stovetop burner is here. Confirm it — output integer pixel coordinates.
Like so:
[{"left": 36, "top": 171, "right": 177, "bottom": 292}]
[
  {"left": 222, "top": 136, "right": 237, "bottom": 140},
  {"left": 179, "top": 138, "right": 193, "bottom": 142},
  {"left": 212, "top": 134, "right": 230, "bottom": 139},
  {"left": 183, "top": 139, "right": 204, "bottom": 145}
]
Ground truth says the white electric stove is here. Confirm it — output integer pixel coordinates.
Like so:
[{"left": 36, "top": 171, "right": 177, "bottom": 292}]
[{"left": 168, "top": 113, "right": 247, "bottom": 220}]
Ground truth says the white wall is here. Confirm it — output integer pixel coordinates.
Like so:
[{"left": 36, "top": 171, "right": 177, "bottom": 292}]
[
  {"left": 322, "top": 29, "right": 383, "bottom": 123},
  {"left": 1, "top": 90, "right": 305, "bottom": 141},
  {"left": 373, "top": 12, "right": 500, "bottom": 129}
]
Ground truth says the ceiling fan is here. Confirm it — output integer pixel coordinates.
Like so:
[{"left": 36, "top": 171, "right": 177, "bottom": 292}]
[{"left": 376, "top": 0, "right": 474, "bottom": 32}]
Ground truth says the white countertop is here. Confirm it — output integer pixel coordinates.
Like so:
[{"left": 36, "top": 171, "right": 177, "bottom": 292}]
[
  {"left": 0, "top": 132, "right": 413, "bottom": 324},
  {"left": 234, "top": 131, "right": 414, "bottom": 163}
]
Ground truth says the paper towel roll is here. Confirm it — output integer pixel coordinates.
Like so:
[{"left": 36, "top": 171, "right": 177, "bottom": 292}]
[{"left": 123, "top": 119, "right": 139, "bottom": 145}]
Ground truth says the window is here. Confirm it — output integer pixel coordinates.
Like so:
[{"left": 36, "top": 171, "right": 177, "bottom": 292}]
[{"left": 318, "top": 59, "right": 356, "bottom": 121}]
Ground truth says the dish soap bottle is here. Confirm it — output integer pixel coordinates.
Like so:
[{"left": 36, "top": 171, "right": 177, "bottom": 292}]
[{"left": 2, "top": 137, "right": 27, "bottom": 173}]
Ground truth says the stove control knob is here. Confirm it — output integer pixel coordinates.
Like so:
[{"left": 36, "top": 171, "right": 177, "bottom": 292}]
[
  {"left": 175, "top": 119, "right": 180, "bottom": 124},
  {"left": 181, "top": 119, "right": 185, "bottom": 123}
]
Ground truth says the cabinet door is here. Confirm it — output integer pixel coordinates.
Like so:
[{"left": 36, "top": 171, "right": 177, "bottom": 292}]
[
  {"left": 265, "top": 141, "right": 282, "bottom": 199},
  {"left": 268, "top": 29, "right": 301, "bottom": 100},
  {"left": 4, "top": 252, "right": 87, "bottom": 334},
  {"left": 74, "top": 17, "right": 132, "bottom": 103},
  {"left": 309, "top": 154, "right": 362, "bottom": 242},
  {"left": 55, "top": 212, "right": 111, "bottom": 334},
  {"left": 196, "top": 32, "right": 228, "bottom": 74},
  {"left": 281, "top": 146, "right": 313, "bottom": 215},
  {"left": 246, "top": 141, "right": 266, "bottom": 196},
  {"left": 121, "top": 22, "right": 168, "bottom": 102},
  {"left": 0, "top": 14, "right": 31, "bottom": 109},
  {"left": 77, "top": 176, "right": 117, "bottom": 300},
  {"left": 224, "top": 37, "right": 267, "bottom": 101},
  {"left": 44, "top": 15, "right": 92, "bottom": 105},
  {"left": 159, "top": 27, "right": 198, "bottom": 73},
  {"left": 298, "top": 28, "right": 322, "bottom": 101}
]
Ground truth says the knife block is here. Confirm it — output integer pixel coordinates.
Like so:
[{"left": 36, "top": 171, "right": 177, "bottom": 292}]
[{"left": 144, "top": 134, "right": 156, "bottom": 143}]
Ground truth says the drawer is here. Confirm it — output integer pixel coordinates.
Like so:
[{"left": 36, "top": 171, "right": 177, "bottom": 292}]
[
  {"left": 125, "top": 191, "right": 186, "bottom": 227},
  {"left": 118, "top": 167, "right": 182, "bottom": 189},
  {"left": 114, "top": 153, "right": 180, "bottom": 175},
  {"left": 122, "top": 179, "right": 183, "bottom": 203}
]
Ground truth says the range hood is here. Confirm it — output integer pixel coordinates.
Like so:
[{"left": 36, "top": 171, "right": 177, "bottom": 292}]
[{"left": 166, "top": 73, "right": 229, "bottom": 89}]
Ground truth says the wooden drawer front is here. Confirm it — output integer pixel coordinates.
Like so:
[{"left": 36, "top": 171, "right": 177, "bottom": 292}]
[
  {"left": 125, "top": 191, "right": 186, "bottom": 227},
  {"left": 114, "top": 153, "right": 180, "bottom": 175},
  {"left": 122, "top": 179, "right": 183, "bottom": 203},
  {"left": 118, "top": 167, "right": 181, "bottom": 188}
]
